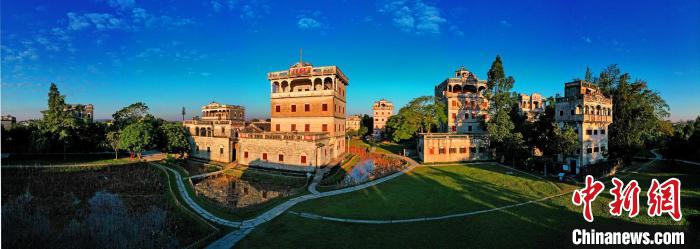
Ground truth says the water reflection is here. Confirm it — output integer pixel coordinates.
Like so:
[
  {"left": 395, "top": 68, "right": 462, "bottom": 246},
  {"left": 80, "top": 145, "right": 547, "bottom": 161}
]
[
  {"left": 194, "top": 175, "right": 294, "bottom": 208},
  {"left": 343, "top": 159, "right": 375, "bottom": 185}
]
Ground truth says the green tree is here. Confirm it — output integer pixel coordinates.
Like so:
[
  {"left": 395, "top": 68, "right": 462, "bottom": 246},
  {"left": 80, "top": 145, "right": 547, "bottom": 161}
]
[
  {"left": 40, "top": 83, "right": 81, "bottom": 157},
  {"left": 386, "top": 96, "right": 446, "bottom": 143},
  {"left": 591, "top": 65, "right": 670, "bottom": 161},
  {"left": 106, "top": 131, "right": 120, "bottom": 159},
  {"left": 358, "top": 126, "right": 368, "bottom": 138},
  {"left": 484, "top": 55, "right": 517, "bottom": 160},
  {"left": 361, "top": 114, "right": 373, "bottom": 137},
  {"left": 160, "top": 122, "right": 190, "bottom": 158},
  {"left": 584, "top": 66, "right": 594, "bottom": 82},
  {"left": 181, "top": 106, "right": 186, "bottom": 121},
  {"left": 551, "top": 126, "right": 579, "bottom": 157},
  {"left": 112, "top": 102, "right": 149, "bottom": 130},
  {"left": 119, "top": 122, "right": 154, "bottom": 159}
]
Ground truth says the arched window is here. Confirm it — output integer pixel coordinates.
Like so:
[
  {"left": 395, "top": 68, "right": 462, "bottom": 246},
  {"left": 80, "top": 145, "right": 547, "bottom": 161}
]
[{"left": 314, "top": 78, "right": 323, "bottom": 90}]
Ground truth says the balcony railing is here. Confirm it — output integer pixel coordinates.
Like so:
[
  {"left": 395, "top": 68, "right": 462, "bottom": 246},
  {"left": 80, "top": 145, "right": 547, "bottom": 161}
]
[
  {"left": 584, "top": 114, "right": 612, "bottom": 123},
  {"left": 239, "top": 132, "right": 329, "bottom": 141},
  {"left": 183, "top": 120, "right": 245, "bottom": 126},
  {"left": 268, "top": 66, "right": 348, "bottom": 82},
  {"left": 271, "top": 89, "right": 336, "bottom": 99}
]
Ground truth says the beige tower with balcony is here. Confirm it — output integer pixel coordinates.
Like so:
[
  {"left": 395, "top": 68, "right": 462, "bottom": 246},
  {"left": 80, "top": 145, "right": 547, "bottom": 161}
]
[
  {"left": 372, "top": 99, "right": 393, "bottom": 137},
  {"left": 183, "top": 102, "right": 246, "bottom": 163},
  {"left": 418, "top": 66, "right": 490, "bottom": 163},
  {"left": 518, "top": 93, "right": 545, "bottom": 121},
  {"left": 237, "top": 60, "right": 348, "bottom": 172},
  {"left": 555, "top": 80, "right": 613, "bottom": 174},
  {"left": 346, "top": 115, "right": 361, "bottom": 132}
]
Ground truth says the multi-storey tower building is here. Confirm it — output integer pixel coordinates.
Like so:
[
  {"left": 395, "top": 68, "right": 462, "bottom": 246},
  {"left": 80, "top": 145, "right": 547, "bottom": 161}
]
[
  {"left": 346, "top": 115, "right": 361, "bottom": 132},
  {"left": 418, "top": 66, "right": 490, "bottom": 163},
  {"left": 436, "top": 66, "right": 489, "bottom": 133},
  {"left": 518, "top": 93, "right": 545, "bottom": 121},
  {"left": 555, "top": 80, "right": 613, "bottom": 174},
  {"left": 66, "top": 104, "right": 94, "bottom": 122},
  {"left": 372, "top": 99, "right": 393, "bottom": 137},
  {"left": 183, "top": 102, "right": 246, "bottom": 162},
  {"left": 237, "top": 59, "right": 349, "bottom": 172},
  {"left": 1, "top": 114, "right": 16, "bottom": 130}
]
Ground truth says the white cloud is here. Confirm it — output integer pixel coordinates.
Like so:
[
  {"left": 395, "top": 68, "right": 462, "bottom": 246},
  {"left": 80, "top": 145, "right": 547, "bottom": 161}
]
[
  {"left": 211, "top": 0, "right": 236, "bottom": 12},
  {"left": 67, "top": 12, "right": 125, "bottom": 31},
  {"left": 449, "top": 25, "right": 464, "bottom": 36},
  {"left": 1, "top": 46, "right": 39, "bottom": 62},
  {"left": 103, "top": 0, "right": 135, "bottom": 10},
  {"left": 500, "top": 20, "right": 511, "bottom": 27},
  {"left": 297, "top": 17, "right": 322, "bottom": 30},
  {"left": 582, "top": 36, "right": 592, "bottom": 43},
  {"left": 379, "top": 0, "right": 447, "bottom": 34}
]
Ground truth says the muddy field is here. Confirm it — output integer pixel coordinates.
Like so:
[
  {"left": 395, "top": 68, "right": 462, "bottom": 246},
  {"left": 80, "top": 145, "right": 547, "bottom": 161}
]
[{"left": 1, "top": 164, "right": 210, "bottom": 248}]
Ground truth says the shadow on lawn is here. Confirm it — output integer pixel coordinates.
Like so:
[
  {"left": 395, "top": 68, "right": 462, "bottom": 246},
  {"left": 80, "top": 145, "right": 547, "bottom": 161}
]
[{"left": 239, "top": 162, "right": 700, "bottom": 248}]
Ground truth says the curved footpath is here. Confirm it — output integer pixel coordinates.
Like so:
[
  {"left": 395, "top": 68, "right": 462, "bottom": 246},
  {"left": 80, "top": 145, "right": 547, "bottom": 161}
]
[{"left": 149, "top": 154, "right": 420, "bottom": 249}]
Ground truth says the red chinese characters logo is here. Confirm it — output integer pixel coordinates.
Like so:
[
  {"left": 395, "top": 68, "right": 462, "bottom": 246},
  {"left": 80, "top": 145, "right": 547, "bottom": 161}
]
[
  {"left": 572, "top": 176, "right": 683, "bottom": 222},
  {"left": 572, "top": 175, "right": 605, "bottom": 222},
  {"left": 289, "top": 67, "right": 311, "bottom": 77},
  {"left": 608, "top": 178, "right": 640, "bottom": 217},
  {"left": 647, "top": 178, "right": 682, "bottom": 221}
]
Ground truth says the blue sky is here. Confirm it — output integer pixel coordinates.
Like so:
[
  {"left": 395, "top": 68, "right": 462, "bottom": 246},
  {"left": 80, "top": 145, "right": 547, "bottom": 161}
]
[{"left": 2, "top": 0, "right": 699, "bottom": 121}]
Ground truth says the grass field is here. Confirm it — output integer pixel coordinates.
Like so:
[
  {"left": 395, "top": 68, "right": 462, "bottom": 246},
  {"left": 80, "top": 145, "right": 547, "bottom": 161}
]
[{"left": 237, "top": 161, "right": 700, "bottom": 248}]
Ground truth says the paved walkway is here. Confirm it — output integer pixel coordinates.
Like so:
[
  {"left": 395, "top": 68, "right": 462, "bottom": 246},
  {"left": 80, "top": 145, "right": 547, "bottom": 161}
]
[
  {"left": 149, "top": 163, "right": 242, "bottom": 227},
  {"left": 148, "top": 155, "right": 420, "bottom": 249}
]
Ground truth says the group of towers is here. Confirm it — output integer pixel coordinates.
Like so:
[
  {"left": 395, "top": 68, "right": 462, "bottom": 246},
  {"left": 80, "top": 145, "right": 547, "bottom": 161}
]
[{"left": 184, "top": 58, "right": 612, "bottom": 174}]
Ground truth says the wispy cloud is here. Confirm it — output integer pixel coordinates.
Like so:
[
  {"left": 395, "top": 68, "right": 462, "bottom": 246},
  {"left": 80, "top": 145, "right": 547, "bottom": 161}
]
[
  {"left": 97, "top": 0, "right": 135, "bottom": 10},
  {"left": 210, "top": 0, "right": 270, "bottom": 24},
  {"left": 1, "top": 45, "right": 39, "bottom": 63},
  {"left": 297, "top": 10, "right": 327, "bottom": 31},
  {"left": 379, "top": 0, "right": 447, "bottom": 34},
  {"left": 500, "top": 20, "right": 511, "bottom": 27},
  {"left": 581, "top": 36, "right": 592, "bottom": 43},
  {"left": 67, "top": 12, "right": 125, "bottom": 31},
  {"left": 298, "top": 18, "right": 321, "bottom": 29},
  {"left": 211, "top": 0, "right": 236, "bottom": 12}
]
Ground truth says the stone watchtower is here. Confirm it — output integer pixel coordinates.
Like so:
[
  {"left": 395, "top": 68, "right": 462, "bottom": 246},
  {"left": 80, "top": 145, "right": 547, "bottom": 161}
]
[
  {"left": 372, "top": 99, "right": 393, "bottom": 137},
  {"left": 555, "top": 80, "right": 613, "bottom": 174},
  {"left": 417, "top": 65, "right": 490, "bottom": 163},
  {"left": 183, "top": 102, "right": 246, "bottom": 163},
  {"left": 435, "top": 65, "right": 489, "bottom": 133},
  {"left": 237, "top": 58, "right": 349, "bottom": 172}
]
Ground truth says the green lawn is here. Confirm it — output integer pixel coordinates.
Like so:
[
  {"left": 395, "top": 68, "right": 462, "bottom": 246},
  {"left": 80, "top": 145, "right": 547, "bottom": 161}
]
[
  {"left": 349, "top": 138, "right": 406, "bottom": 155},
  {"left": 296, "top": 163, "right": 573, "bottom": 219},
  {"left": 237, "top": 161, "right": 700, "bottom": 248}
]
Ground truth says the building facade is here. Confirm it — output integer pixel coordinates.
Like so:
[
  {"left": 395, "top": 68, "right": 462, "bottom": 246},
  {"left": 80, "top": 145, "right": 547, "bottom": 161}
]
[
  {"left": 346, "top": 115, "right": 361, "bottom": 132},
  {"left": 372, "top": 99, "right": 393, "bottom": 137},
  {"left": 554, "top": 80, "right": 613, "bottom": 174},
  {"left": 66, "top": 104, "right": 94, "bottom": 122},
  {"left": 237, "top": 60, "right": 348, "bottom": 172},
  {"left": 418, "top": 66, "right": 490, "bottom": 163},
  {"left": 518, "top": 93, "right": 545, "bottom": 121},
  {"left": 1, "top": 115, "right": 16, "bottom": 130},
  {"left": 183, "top": 102, "right": 246, "bottom": 163}
]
